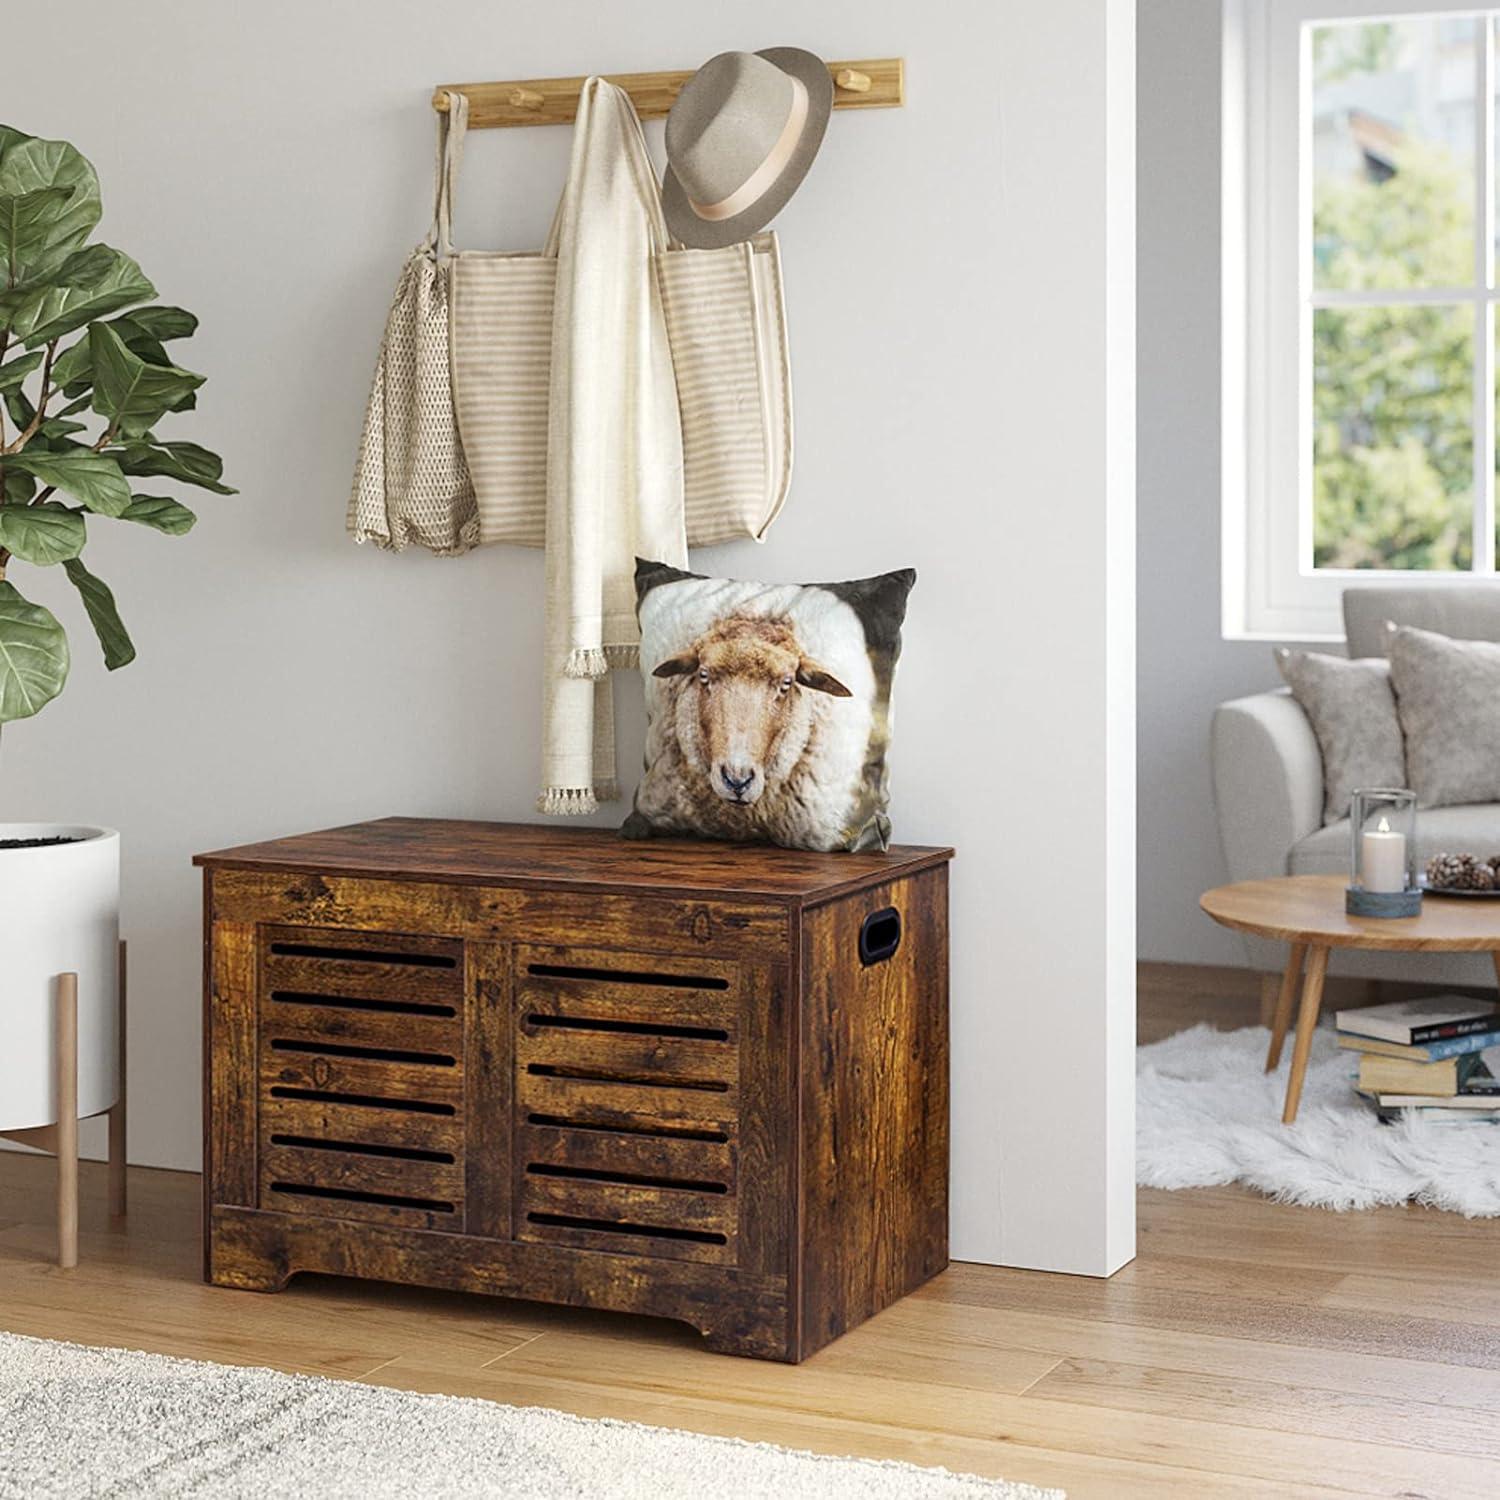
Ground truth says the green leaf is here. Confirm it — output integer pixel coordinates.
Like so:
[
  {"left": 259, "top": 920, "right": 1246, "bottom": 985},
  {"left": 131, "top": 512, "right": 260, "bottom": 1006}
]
[
  {"left": 62, "top": 556, "right": 133, "bottom": 670},
  {"left": 4, "top": 387, "right": 34, "bottom": 429},
  {"left": 2, "top": 465, "right": 36, "bottom": 504},
  {"left": 0, "top": 348, "right": 43, "bottom": 391},
  {"left": 121, "top": 493, "right": 196, "bottom": 535},
  {"left": 89, "top": 322, "right": 203, "bottom": 439},
  {"left": 35, "top": 417, "right": 86, "bottom": 443},
  {"left": 0, "top": 186, "right": 74, "bottom": 273},
  {"left": 7, "top": 448, "right": 130, "bottom": 516},
  {"left": 0, "top": 501, "right": 84, "bottom": 564},
  {"left": 118, "top": 305, "right": 197, "bottom": 343},
  {"left": 114, "top": 439, "right": 234, "bottom": 494},
  {"left": 50, "top": 304, "right": 199, "bottom": 392},
  {"left": 0, "top": 579, "right": 69, "bottom": 721},
  {"left": 0, "top": 134, "right": 100, "bottom": 275},
  {"left": 3, "top": 245, "right": 155, "bottom": 345}
]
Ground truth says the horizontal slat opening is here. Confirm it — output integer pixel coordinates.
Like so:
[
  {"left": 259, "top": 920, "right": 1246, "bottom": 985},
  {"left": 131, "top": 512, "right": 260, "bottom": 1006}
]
[
  {"left": 525, "top": 1013, "right": 729, "bottom": 1042},
  {"left": 525, "top": 1162, "right": 728, "bottom": 1194},
  {"left": 269, "top": 942, "right": 457, "bottom": 969},
  {"left": 526, "top": 1211, "right": 726, "bottom": 1246},
  {"left": 268, "top": 1133, "right": 455, "bottom": 1164},
  {"left": 270, "top": 1181, "right": 455, "bottom": 1213},
  {"left": 268, "top": 1087, "right": 455, "bottom": 1116},
  {"left": 525, "top": 1063, "right": 729, "bottom": 1093},
  {"left": 527, "top": 962, "right": 728, "bottom": 991},
  {"left": 270, "top": 990, "right": 457, "bottom": 1019},
  {"left": 269, "top": 1039, "right": 457, "bottom": 1067},
  {"left": 527, "top": 1112, "right": 728, "bottom": 1144}
]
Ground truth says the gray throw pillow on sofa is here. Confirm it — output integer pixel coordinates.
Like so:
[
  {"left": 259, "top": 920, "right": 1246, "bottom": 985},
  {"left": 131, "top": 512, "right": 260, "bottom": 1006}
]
[
  {"left": 1388, "top": 625, "right": 1500, "bottom": 808},
  {"left": 1275, "top": 648, "right": 1406, "bottom": 825}
]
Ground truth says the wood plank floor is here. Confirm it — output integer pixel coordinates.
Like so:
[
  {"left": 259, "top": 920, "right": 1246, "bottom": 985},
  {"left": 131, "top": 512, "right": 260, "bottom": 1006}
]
[{"left": 1, "top": 965, "right": 1495, "bottom": 1499}]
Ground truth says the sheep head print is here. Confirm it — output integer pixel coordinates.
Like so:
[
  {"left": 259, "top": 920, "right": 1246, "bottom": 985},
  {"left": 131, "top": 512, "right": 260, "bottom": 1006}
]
[{"left": 623, "top": 560, "right": 915, "bottom": 852}]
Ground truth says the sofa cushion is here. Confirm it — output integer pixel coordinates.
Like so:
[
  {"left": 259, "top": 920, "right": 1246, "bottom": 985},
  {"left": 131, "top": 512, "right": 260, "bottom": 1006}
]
[
  {"left": 1275, "top": 648, "right": 1406, "bottom": 825},
  {"left": 1344, "top": 585, "right": 1500, "bottom": 659},
  {"left": 1389, "top": 626, "right": 1500, "bottom": 808},
  {"left": 1291, "top": 803, "right": 1500, "bottom": 877}
]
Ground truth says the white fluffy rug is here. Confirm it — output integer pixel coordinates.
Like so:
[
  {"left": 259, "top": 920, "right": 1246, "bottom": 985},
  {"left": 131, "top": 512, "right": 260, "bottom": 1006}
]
[
  {"left": 1138, "top": 1023, "right": 1500, "bottom": 1215},
  {"left": 0, "top": 1332, "right": 1059, "bottom": 1500}
]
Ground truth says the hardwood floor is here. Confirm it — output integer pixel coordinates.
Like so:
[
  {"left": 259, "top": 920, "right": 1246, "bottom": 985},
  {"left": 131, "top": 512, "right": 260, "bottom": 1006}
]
[{"left": 1, "top": 964, "right": 1495, "bottom": 1499}]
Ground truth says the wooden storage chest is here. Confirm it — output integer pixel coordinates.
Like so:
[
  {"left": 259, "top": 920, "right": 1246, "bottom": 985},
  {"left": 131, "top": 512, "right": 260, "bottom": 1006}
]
[{"left": 196, "top": 818, "right": 952, "bottom": 1361}]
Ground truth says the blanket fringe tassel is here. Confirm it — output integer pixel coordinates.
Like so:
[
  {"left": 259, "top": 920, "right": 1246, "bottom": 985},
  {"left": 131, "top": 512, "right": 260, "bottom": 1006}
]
[
  {"left": 564, "top": 644, "right": 640, "bottom": 680},
  {"left": 536, "top": 781, "right": 621, "bottom": 817}
]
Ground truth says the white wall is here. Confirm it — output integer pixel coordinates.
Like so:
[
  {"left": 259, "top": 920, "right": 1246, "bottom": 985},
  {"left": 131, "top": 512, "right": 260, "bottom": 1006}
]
[
  {"left": 2, "top": 0, "right": 1135, "bottom": 1273},
  {"left": 1137, "top": 0, "right": 1277, "bottom": 967}
]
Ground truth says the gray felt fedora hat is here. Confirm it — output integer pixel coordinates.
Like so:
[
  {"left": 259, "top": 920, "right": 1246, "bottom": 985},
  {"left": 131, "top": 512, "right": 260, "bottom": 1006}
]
[{"left": 662, "top": 48, "right": 833, "bottom": 249}]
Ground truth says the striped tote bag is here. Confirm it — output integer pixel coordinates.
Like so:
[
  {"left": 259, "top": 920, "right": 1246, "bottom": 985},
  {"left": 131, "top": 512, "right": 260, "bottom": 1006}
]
[{"left": 448, "top": 100, "right": 792, "bottom": 549}]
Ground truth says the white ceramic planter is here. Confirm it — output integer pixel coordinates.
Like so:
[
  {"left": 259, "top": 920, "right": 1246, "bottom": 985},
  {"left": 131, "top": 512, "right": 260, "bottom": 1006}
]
[{"left": 0, "top": 824, "right": 120, "bottom": 1132}]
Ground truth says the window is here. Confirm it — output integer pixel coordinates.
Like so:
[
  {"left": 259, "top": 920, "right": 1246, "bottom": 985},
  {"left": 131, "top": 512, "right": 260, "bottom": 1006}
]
[{"left": 1226, "top": 1, "right": 1500, "bottom": 638}]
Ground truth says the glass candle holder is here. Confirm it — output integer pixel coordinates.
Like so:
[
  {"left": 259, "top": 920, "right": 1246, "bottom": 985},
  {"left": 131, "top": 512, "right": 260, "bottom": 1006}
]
[{"left": 1347, "top": 788, "right": 1420, "bottom": 917}]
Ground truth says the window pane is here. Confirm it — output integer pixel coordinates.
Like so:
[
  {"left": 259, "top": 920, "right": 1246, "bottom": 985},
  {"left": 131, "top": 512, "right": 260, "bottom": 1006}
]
[
  {"left": 1313, "top": 304, "right": 1473, "bottom": 570},
  {"left": 1312, "top": 19, "right": 1476, "bottom": 291}
]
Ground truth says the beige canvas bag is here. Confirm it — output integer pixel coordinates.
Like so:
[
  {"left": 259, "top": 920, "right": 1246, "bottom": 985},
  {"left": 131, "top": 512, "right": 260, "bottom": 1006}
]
[
  {"left": 448, "top": 94, "right": 793, "bottom": 550},
  {"left": 347, "top": 92, "right": 479, "bottom": 556}
]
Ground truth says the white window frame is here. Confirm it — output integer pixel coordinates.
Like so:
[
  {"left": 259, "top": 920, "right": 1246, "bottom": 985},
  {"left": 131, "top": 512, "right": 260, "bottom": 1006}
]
[{"left": 1225, "top": 0, "right": 1500, "bottom": 640}]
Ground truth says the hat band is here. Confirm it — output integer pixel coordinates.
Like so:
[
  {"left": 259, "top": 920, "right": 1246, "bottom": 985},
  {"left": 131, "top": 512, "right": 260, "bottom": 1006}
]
[{"left": 688, "top": 75, "right": 809, "bottom": 222}]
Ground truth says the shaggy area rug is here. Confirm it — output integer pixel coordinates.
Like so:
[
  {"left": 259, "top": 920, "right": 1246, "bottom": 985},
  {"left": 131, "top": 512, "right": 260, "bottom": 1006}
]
[
  {"left": 0, "top": 1332, "right": 1059, "bottom": 1500},
  {"left": 1138, "top": 1022, "right": 1500, "bottom": 1214}
]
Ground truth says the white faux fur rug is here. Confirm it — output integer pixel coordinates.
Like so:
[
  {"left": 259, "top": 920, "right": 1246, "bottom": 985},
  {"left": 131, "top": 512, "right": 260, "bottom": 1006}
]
[
  {"left": 1138, "top": 1023, "right": 1500, "bottom": 1215},
  {"left": 0, "top": 1332, "right": 1060, "bottom": 1500}
]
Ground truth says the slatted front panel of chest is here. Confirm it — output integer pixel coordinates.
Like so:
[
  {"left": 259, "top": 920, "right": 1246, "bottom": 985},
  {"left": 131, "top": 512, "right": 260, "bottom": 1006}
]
[
  {"left": 255, "top": 926, "right": 467, "bottom": 1231},
  {"left": 513, "top": 945, "right": 741, "bottom": 1266}
]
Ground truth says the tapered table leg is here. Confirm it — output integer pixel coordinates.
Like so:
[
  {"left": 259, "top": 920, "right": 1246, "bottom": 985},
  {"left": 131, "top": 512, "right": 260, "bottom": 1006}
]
[
  {"left": 108, "top": 940, "right": 127, "bottom": 1220},
  {"left": 1265, "top": 942, "right": 1307, "bottom": 1072},
  {"left": 1282, "top": 945, "right": 1329, "bottom": 1125},
  {"left": 56, "top": 974, "right": 78, "bottom": 1269}
]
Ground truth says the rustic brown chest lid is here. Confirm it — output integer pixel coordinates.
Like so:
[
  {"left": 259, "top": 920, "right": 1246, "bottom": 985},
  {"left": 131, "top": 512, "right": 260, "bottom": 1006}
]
[{"left": 194, "top": 818, "right": 953, "bottom": 906}]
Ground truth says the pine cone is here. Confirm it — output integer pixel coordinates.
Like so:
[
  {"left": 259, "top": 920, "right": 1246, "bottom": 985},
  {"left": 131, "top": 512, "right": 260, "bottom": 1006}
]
[
  {"left": 1461, "top": 863, "right": 1497, "bottom": 891},
  {"left": 1426, "top": 852, "right": 1472, "bottom": 889}
]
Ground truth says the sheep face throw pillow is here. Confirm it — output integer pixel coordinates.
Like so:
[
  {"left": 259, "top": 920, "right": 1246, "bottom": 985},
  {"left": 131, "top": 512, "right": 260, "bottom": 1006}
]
[{"left": 623, "top": 559, "right": 915, "bottom": 852}]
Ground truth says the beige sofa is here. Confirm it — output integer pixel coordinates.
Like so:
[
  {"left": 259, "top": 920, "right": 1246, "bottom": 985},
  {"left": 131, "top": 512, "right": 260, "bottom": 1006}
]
[{"left": 1212, "top": 586, "right": 1500, "bottom": 988}]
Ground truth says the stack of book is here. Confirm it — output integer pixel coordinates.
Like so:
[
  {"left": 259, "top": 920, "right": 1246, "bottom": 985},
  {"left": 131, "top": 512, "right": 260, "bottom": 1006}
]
[{"left": 1336, "top": 996, "right": 1500, "bottom": 1122}]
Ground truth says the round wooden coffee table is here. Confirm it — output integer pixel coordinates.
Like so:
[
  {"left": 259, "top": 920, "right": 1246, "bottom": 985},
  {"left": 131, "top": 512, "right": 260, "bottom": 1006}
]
[{"left": 1200, "top": 874, "right": 1500, "bottom": 1123}]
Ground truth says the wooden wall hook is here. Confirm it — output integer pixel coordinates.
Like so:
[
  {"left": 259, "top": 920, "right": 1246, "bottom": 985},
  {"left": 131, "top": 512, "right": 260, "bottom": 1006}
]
[{"left": 435, "top": 58, "right": 904, "bottom": 129}]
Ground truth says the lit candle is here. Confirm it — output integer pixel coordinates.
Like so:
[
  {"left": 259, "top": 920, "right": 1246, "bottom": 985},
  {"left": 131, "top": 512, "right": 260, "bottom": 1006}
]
[{"left": 1361, "top": 815, "right": 1407, "bottom": 895}]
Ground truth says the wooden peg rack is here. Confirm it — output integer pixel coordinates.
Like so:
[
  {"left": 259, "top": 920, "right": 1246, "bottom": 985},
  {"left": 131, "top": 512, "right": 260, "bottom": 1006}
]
[{"left": 433, "top": 58, "right": 904, "bottom": 129}]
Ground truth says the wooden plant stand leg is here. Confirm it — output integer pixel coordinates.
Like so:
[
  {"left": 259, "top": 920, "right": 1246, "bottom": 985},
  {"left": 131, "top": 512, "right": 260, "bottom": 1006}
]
[
  {"left": 1265, "top": 942, "right": 1307, "bottom": 1073},
  {"left": 108, "top": 940, "right": 127, "bottom": 1220},
  {"left": 56, "top": 973, "right": 79, "bottom": 1270},
  {"left": 1282, "top": 945, "right": 1329, "bottom": 1125}
]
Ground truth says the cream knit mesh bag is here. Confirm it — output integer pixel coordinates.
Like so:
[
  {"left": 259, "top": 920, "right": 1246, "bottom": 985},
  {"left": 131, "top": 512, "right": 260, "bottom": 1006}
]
[
  {"left": 347, "top": 92, "right": 479, "bottom": 556},
  {"left": 448, "top": 97, "right": 793, "bottom": 550}
]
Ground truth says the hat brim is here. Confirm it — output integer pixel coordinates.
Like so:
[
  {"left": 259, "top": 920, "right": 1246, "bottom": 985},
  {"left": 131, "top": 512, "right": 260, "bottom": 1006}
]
[{"left": 662, "top": 47, "right": 834, "bottom": 250}]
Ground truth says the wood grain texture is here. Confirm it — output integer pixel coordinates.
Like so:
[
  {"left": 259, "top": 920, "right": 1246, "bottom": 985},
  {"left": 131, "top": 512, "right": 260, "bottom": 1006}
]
[
  {"left": 201, "top": 822, "right": 952, "bottom": 1361},
  {"left": 430, "top": 58, "right": 905, "bottom": 129},
  {"left": 464, "top": 941, "right": 512, "bottom": 1241},
  {"left": 205, "top": 912, "right": 257, "bottom": 1214},
  {"left": 208, "top": 870, "right": 790, "bottom": 963},
  {"left": 1202, "top": 873, "right": 1500, "bottom": 950},
  {"left": 797, "top": 867, "right": 950, "bottom": 1358},
  {"left": 195, "top": 818, "right": 951, "bottom": 907}
]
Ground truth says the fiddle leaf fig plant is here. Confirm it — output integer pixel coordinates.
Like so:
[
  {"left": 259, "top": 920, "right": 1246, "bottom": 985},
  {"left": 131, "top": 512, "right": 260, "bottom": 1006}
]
[{"left": 0, "top": 126, "right": 234, "bottom": 723}]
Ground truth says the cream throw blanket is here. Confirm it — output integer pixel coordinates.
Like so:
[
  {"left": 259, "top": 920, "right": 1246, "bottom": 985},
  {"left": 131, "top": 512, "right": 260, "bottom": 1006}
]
[{"left": 539, "top": 79, "right": 688, "bottom": 815}]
